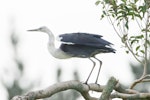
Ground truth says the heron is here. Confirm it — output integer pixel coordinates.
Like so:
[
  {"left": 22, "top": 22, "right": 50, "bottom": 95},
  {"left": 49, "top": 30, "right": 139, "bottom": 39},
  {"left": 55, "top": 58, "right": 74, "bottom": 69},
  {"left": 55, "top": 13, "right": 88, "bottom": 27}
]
[{"left": 28, "top": 26, "right": 115, "bottom": 84}]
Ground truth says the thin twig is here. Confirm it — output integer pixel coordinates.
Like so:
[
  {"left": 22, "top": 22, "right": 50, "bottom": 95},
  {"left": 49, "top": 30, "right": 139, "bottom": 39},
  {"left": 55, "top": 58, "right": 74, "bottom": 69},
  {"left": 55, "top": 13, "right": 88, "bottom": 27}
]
[
  {"left": 125, "top": 42, "right": 142, "bottom": 63},
  {"left": 142, "top": 7, "right": 149, "bottom": 78}
]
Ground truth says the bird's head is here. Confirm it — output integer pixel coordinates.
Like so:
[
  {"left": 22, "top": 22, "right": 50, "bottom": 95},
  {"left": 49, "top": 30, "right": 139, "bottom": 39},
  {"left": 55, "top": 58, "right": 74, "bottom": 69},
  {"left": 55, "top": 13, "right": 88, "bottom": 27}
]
[{"left": 28, "top": 26, "right": 50, "bottom": 33}]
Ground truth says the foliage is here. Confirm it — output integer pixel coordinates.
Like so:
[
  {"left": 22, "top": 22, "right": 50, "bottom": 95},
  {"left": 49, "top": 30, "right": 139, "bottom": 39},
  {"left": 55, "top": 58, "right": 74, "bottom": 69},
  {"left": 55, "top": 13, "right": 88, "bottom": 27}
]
[
  {"left": 96, "top": 0, "right": 150, "bottom": 99},
  {"left": 95, "top": 0, "right": 150, "bottom": 71},
  {"left": 96, "top": 0, "right": 150, "bottom": 62}
]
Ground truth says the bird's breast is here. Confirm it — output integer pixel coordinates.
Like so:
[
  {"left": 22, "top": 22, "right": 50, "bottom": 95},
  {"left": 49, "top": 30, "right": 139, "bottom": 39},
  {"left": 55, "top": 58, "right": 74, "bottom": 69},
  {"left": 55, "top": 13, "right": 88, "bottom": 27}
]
[{"left": 47, "top": 44, "right": 72, "bottom": 59}]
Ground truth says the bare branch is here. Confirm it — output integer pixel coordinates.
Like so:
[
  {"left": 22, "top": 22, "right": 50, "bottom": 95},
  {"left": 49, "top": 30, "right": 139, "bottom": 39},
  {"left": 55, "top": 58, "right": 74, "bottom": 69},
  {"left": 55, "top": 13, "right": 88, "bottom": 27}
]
[
  {"left": 111, "top": 92, "right": 150, "bottom": 99},
  {"left": 11, "top": 80, "right": 102, "bottom": 100},
  {"left": 129, "top": 76, "right": 145, "bottom": 89},
  {"left": 11, "top": 79, "right": 150, "bottom": 100},
  {"left": 100, "top": 77, "right": 118, "bottom": 100}
]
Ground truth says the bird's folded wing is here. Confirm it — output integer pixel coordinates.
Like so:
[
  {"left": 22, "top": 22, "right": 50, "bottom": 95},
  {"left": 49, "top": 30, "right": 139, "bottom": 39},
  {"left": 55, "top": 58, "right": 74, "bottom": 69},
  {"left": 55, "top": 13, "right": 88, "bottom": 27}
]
[{"left": 58, "top": 32, "right": 113, "bottom": 47}]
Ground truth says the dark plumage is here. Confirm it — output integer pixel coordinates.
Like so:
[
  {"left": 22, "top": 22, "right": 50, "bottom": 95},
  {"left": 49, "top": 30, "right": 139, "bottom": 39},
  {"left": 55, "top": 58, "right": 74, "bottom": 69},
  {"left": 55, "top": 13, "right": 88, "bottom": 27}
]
[
  {"left": 59, "top": 32, "right": 114, "bottom": 47},
  {"left": 60, "top": 44, "right": 115, "bottom": 58},
  {"left": 59, "top": 33, "right": 115, "bottom": 58}
]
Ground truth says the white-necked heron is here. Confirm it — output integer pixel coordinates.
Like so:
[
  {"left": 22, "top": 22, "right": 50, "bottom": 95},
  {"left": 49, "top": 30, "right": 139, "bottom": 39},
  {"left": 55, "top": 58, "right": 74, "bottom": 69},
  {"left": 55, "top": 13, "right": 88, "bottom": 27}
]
[{"left": 28, "top": 26, "right": 115, "bottom": 84}]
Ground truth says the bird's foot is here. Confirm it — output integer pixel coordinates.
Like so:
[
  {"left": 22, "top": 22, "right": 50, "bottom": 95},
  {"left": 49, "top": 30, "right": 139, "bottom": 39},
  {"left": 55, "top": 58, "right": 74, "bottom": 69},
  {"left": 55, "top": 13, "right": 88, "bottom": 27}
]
[
  {"left": 96, "top": 83, "right": 101, "bottom": 87},
  {"left": 84, "top": 81, "right": 88, "bottom": 84},
  {"left": 83, "top": 81, "right": 90, "bottom": 89},
  {"left": 95, "top": 81, "right": 101, "bottom": 87}
]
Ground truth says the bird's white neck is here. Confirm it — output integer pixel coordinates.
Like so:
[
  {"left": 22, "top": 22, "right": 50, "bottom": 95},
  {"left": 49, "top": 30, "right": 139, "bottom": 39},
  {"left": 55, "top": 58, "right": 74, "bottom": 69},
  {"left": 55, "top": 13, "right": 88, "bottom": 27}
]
[{"left": 46, "top": 30, "right": 72, "bottom": 59}]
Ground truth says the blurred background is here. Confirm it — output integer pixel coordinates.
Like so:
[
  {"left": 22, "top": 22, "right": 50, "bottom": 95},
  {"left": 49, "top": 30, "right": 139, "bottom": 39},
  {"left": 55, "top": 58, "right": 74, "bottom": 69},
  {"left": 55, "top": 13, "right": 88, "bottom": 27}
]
[{"left": 0, "top": 0, "right": 147, "bottom": 100}]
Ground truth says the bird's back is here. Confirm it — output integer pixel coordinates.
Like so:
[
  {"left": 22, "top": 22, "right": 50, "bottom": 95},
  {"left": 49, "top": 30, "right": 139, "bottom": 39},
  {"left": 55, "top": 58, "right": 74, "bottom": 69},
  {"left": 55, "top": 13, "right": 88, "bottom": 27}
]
[
  {"left": 59, "top": 32, "right": 113, "bottom": 48},
  {"left": 59, "top": 32, "right": 115, "bottom": 58}
]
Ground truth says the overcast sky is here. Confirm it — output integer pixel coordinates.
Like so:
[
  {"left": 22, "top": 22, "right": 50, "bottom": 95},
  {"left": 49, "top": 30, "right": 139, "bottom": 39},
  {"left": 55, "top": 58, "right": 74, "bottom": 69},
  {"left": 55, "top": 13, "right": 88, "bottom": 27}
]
[{"left": 0, "top": 0, "right": 135, "bottom": 100}]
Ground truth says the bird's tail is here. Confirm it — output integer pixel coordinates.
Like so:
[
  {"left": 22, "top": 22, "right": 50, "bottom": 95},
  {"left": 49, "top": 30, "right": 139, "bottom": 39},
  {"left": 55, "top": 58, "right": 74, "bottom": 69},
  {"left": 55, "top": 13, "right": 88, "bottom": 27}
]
[
  {"left": 107, "top": 47, "right": 116, "bottom": 53},
  {"left": 100, "top": 46, "right": 116, "bottom": 53}
]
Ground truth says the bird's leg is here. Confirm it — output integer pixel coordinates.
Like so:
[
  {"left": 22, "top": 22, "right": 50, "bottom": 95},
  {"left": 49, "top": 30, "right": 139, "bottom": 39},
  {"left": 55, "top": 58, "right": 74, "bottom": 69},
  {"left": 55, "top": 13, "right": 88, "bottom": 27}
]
[
  {"left": 94, "top": 57, "right": 102, "bottom": 84},
  {"left": 85, "top": 58, "right": 96, "bottom": 84}
]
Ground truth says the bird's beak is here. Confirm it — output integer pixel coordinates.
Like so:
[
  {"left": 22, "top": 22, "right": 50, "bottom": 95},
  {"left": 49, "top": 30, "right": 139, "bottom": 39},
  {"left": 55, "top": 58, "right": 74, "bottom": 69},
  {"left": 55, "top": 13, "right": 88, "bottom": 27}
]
[{"left": 27, "top": 28, "right": 39, "bottom": 32}]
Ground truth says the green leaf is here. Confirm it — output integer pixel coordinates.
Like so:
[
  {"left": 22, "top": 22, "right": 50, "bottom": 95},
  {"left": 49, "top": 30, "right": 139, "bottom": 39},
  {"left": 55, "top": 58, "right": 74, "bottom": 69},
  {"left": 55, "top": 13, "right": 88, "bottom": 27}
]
[
  {"left": 131, "top": 39, "right": 139, "bottom": 45},
  {"left": 138, "top": 5, "right": 147, "bottom": 17},
  {"left": 135, "top": 35, "right": 144, "bottom": 39},
  {"left": 116, "top": 15, "right": 123, "bottom": 20},
  {"left": 142, "top": 28, "right": 150, "bottom": 32},
  {"left": 117, "top": 10, "right": 126, "bottom": 15},
  {"left": 127, "top": 12, "right": 134, "bottom": 16},
  {"left": 103, "top": 11, "right": 107, "bottom": 15},
  {"left": 135, "top": 52, "right": 139, "bottom": 56},
  {"left": 134, "top": 0, "right": 138, "bottom": 3},
  {"left": 136, "top": 45, "right": 140, "bottom": 51},
  {"left": 125, "top": 19, "right": 129, "bottom": 29},
  {"left": 126, "top": 50, "right": 129, "bottom": 54},
  {"left": 121, "top": 0, "right": 126, "bottom": 3},
  {"left": 95, "top": 1, "right": 100, "bottom": 5},
  {"left": 100, "top": 14, "right": 104, "bottom": 20},
  {"left": 134, "top": 13, "right": 142, "bottom": 20},
  {"left": 130, "top": 36, "right": 136, "bottom": 38},
  {"left": 147, "top": 40, "right": 150, "bottom": 45},
  {"left": 140, "top": 50, "right": 144, "bottom": 54}
]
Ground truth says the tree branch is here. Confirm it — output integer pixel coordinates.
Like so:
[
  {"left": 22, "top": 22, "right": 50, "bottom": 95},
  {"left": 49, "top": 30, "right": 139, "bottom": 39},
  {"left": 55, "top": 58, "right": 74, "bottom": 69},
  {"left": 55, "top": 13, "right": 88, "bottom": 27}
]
[
  {"left": 129, "top": 10, "right": 150, "bottom": 89},
  {"left": 99, "top": 77, "right": 118, "bottom": 100},
  {"left": 11, "top": 80, "right": 101, "bottom": 100},
  {"left": 111, "top": 92, "right": 150, "bottom": 99},
  {"left": 11, "top": 78, "right": 150, "bottom": 100}
]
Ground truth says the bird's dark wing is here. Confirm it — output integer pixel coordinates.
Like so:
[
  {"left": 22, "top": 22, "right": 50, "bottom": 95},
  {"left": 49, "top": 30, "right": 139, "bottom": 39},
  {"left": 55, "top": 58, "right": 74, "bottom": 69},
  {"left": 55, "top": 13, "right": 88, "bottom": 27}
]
[
  {"left": 59, "top": 32, "right": 113, "bottom": 47},
  {"left": 60, "top": 44, "right": 115, "bottom": 58}
]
